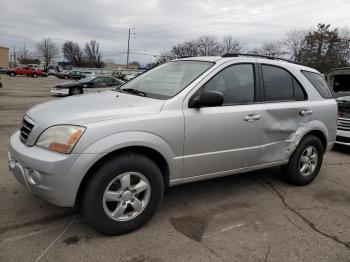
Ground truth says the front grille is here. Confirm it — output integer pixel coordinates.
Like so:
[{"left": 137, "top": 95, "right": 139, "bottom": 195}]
[
  {"left": 338, "top": 117, "right": 350, "bottom": 132},
  {"left": 20, "top": 117, "right": 34, "bottom": 143},
  {"left": 336, "top": 136, "right": 350, "bottom": 144},
  {"left": 338, "top": 103, "right": 350, "bottom": 118}
]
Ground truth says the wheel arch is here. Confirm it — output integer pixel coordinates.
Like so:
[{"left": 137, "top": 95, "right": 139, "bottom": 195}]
[
  {"left": 75, "top": 145, "right": 170, "bottom": 209},
  {"left": 297, "top": 129, "right": 328, "bottom": 153}
]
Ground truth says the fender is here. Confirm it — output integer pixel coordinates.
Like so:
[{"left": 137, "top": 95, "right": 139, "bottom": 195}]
[
  {"left": 292, "top": 119, "right": 331, "bottom": 154},
  {"left": 80, "top": 130, "right": 182, "bottom": 180}
]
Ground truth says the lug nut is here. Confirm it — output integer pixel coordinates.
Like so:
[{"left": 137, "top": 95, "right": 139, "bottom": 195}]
[
  {"left": 122, "top": 201, "right": 126, "bottom": 205},
  {"left": 130, "top": 198, "right": 134, "bottom": 202}
]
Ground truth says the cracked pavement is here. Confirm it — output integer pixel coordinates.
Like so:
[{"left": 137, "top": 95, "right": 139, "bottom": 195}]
[{"left": 0, "top": 75, "right": 349, "bottom": 261}]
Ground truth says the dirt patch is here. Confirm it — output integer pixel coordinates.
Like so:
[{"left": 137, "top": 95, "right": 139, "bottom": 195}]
[
  {"left": 63, "top": 235, "right": 81, "bottom": 245},
  {"left": 170, "top": 201, "right": 251, "bottom": 242},
  {"left": 314, "top": 189, "right": 350, "bottom": 203},
  {"left": 0, "top": 212, "right": 75, "bottom": 236},
  {"left": 170, "top": 216, "right": 207, "bottom": 242}
]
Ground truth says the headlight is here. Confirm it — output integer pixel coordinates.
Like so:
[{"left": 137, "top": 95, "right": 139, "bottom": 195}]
[{"left": 36, "top": 125, "right": 86, "bottom": 154}]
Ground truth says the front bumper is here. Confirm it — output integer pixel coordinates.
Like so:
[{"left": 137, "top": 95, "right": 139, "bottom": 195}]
[
  {"left": 50, "top": 88, "right": 69, "bottom": 96},
  {"left": 8, "top": 131, "right": 100, "bottom": 207},
  {"left": 336, "top": 129, "right": 350, "bottom": 146}
]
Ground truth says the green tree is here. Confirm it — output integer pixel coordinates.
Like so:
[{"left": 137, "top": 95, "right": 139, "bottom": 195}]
[{"left": 297, "top": 23, "right": 349, "bottom": 72}]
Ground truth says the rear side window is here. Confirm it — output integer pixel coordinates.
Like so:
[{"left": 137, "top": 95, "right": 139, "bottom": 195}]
[
  {"left": 262, "top": 65, "right": 307, "bottom": 101},
  {"left": 301, "top": 70, "right": 333, "bottom": 98}
]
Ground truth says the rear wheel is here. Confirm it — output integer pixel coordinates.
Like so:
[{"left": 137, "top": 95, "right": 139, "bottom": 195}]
[
  {"left": 81, "top": 153, "right": 164, "bottom": 235},
  {"left": 282, "top": 135, "right": 323, "bottom": 186},
  {"left": 9, "top": 72, "right": 16, "bottom": 77},
  {"left": 32, "top": 73, "right": 38, "bottom": 78},
  {"left": 64, "top": 75, "right": 69, "bottom": 79},
  {"left": 70, "top": 87, "right": 82, "bottom": 95}
]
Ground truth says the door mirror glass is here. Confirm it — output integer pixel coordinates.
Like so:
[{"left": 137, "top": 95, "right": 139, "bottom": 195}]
[{"left": 189, "top": 91, "right": 224, "bottom": 108}]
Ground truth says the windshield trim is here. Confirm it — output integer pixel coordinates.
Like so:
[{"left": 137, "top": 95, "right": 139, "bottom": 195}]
[{"left": 118, "top": 60, "right": 215, "bottom": 100}]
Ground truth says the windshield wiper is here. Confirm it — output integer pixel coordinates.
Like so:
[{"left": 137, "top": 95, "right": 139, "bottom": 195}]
[{"left": 120, "top": 88, "right": 147, "bottom": 97}]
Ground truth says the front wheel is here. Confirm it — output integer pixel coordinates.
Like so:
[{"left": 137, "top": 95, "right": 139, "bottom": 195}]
[
  {"left": 81, "top": 153, "right": 164, "bottom": 235},
  {"left": 32, "top": 73, "right": 38, "bottom": 78},
  {"left": 70, "top": 87, "right": 82, "bottom": 95},
  {"left": 282, "top": 135, "right": 324, "bottom": 186},
  {"left": 9, "top": 72, "right": 16, "bottom": 77}
]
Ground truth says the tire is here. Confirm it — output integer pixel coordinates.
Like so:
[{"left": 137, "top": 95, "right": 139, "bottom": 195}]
[
  {"left": 32, "top": 73, "right": 38, "bottom": 78},
  {"left": 281, "top": 135, "right": 324, "bottom": 186},
  {"left": 70, "top": 87, "right": 82, "bottom": 95},
  {"left": 81, "top": 153, "right": 164, "bottom": 235},
  {"left": 64, "top": 75, "right": 69, "bottom": 79},
  {"left": 9, "top": 72, "right": 16, "bottom": 77}
]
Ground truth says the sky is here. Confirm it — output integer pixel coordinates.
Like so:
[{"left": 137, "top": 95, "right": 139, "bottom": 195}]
[{"left": 0, "top": 0, "right": 350, "bottom": 65}]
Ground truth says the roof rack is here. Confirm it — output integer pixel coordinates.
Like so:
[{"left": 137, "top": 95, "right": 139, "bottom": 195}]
[{"left": 221, "top": 53, "right": 302, "bottom": 65}]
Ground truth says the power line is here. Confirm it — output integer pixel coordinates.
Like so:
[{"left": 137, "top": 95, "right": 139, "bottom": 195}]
[
  {"left": 157, "top": 0, "right": 350, "bottom": 38},
  {"left": 139, "top": 0, "right": 274, "bottom": 31},
  {"left": 140, "top": 0, "right": 322, "bottom": 35}
]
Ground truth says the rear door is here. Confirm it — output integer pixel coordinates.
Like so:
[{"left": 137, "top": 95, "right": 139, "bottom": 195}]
[{"left": 257, "top": 64, "right": 310, "bottom": 165}]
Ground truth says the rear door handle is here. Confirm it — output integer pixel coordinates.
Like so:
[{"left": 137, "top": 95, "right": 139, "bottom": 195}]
[
  {"left": 300, "top": 109, "right": 313, "bottom": 116},
  {"left": 244, "top": 114, "right": 261, "bottom": 122}
]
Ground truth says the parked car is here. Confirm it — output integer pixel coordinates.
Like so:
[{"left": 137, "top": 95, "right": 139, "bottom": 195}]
[
  {"left": 0, "top": 67, "right": 8, "bottom": 74},
  {"left": 7, "top": 65, "right": 44, "bottom": 78},
  {"left": 56, "top": 70, "right": 86, "bottom": 80},
  {"left": 51, "top": 76, "right": 125, "bottom": 96},
  {"left": 123, "top": 74, "right": 136, "bottom": 81},
  {"left": 8, "top": 54, "right": 337, "bottom": 235},
  {"left": 325, "top": 67, "right": 350, "bottom": 146},
  {"left": 83, "top": 71, "right": 96, "bottom": 78}
]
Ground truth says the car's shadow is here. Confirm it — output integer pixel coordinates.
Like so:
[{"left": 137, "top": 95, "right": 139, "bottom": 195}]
[{"left": 332, "top": 144, "right": 350, "bottom": 155}]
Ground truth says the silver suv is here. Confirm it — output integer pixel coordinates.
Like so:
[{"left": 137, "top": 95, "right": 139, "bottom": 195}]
[{"left": 8, "top": 54, "right": 337, "bottom": 235}]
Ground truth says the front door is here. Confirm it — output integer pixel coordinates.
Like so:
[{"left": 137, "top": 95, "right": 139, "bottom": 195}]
[{"left": 183, "top": 63, "right": 263, "bottom": 178}]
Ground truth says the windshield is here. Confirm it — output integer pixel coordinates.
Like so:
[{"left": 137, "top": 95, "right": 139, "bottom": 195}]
[
  {"left": 119, "top": 61, "right": 214, "bottom": 99},
  {"left": 79, "top": 77, "right": 95, "bottom": 83}
]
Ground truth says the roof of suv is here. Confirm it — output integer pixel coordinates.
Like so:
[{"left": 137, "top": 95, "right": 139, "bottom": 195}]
[{"left": 177, "top": 55, "right": 319, "bottom": 73}]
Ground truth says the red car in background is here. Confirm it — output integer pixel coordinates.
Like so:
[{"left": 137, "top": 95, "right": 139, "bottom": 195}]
[{"left": 7, "top": 65, "right": 45, "bottom": 78}]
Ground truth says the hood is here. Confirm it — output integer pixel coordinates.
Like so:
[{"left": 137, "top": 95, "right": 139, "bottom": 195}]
[
  {"left": 26, "top": 90, "right": 165, "bottom": 127},
  {"left": 55, "top": 82, "right": 80, "bottom": 88}
]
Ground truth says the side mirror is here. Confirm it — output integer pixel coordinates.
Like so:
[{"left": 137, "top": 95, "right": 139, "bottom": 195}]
[{"left": 189, "top": 91, "right": 224, "bottom": 108}]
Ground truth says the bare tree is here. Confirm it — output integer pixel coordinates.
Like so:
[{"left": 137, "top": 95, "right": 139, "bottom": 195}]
[
  {"left": 18, "top": 46, "right": 32, "bottom": 64},
  {"left": 62, "top": 41, "right": 84, "bottom": 67},
  {"left": 84, "top": 40, "right": 103, "bottom": 68},
  {"left": 196, "top": 35, "right": 221, "bottom": 56},
  {"left": 220, "top": 36, "right": 242, "bottom": 54},
  {"left": 36, "top": 38, "right": 59, "bottom": 67},
  {"left": 252, "top": 41, "right": 286, "bottom": 57},
  {"left": 283, "top": 29, "right": 309, "bottom": 61}
]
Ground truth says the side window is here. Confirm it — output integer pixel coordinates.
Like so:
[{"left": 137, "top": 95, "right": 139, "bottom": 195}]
[
  {"left": 293, "top": 78, "right": 307, "bottom": 101},
  {"left": 203, "top": 64, "right": 255, "bottom": 105},
  {"left": 262, "top": 65, "right": 293, "bottom": 101},
  {"left": 262, "top": 65, "right": 306, "bottom": 101},
  {"left": 101, "top": 78, "right": 113, "bottom": 84},
  {"left": 301, "top": 70, "right": 333, "bottom": 98}
]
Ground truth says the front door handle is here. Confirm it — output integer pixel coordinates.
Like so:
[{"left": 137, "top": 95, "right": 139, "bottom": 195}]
[
  {"left": 300, "top": 109, "right": 313, "bottom": 116},
  {"left": 244, "top": 114, "right": 261, "bottom": 122}
]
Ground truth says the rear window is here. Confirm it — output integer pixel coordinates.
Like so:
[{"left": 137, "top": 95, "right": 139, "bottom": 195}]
[{"left": 301, "top": 71, "right": 333, "bottom": 98}]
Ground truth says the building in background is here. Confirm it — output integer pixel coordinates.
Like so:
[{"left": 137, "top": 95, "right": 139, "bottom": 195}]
[{"left": 0, "top": 47, "right": 9, "bottom": 68}]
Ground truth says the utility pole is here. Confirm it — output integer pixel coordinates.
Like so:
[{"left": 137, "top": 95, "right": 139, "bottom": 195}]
[
  {"left": 14, "top": 44, "right": 17, "bottom": 67},
  {"left": 126, "top": 29, "right": 130, "bottom": 69},
  {"left": 126, "top": 28, "right": 135, "bottom": 69}
]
